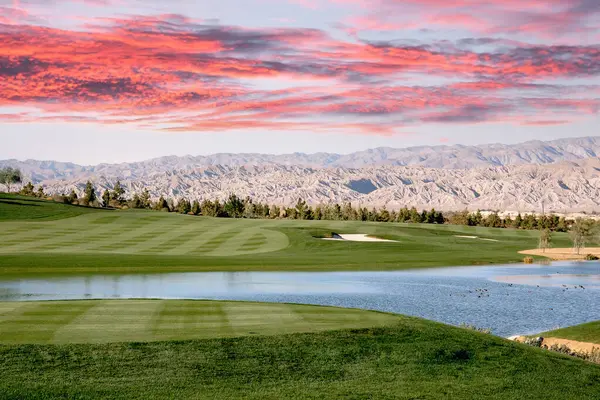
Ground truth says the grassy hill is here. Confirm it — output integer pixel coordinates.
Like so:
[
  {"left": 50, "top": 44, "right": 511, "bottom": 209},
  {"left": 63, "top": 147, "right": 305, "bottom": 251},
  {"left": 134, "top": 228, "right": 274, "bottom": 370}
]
[
  {"left": 0, "top": 194, "right": 574, "bottom": 275},
  {"left": 1, "top": 300, "right": 599, "bottom": 399}
]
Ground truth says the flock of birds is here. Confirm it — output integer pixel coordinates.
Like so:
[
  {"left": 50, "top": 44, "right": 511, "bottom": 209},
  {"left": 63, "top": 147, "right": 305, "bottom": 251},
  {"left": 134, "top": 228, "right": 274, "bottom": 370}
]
[{"left": 450, "top": 280, "right": 587, "bottom": 299}]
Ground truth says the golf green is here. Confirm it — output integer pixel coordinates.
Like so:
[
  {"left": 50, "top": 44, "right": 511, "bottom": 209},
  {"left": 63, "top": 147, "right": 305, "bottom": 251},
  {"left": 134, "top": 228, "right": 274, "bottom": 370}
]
[
  {"left": 2, "top": 303, "right": 600, "bottom": 399},
  {"left": 0, "top": 300, "right": 401, "bottom": 344}
]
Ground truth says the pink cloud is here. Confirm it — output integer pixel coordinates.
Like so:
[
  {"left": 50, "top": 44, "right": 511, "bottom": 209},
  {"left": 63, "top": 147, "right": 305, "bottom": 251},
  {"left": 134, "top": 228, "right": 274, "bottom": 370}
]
[{"left": 0, "top": 12, "right": 598, "bottom": 135}]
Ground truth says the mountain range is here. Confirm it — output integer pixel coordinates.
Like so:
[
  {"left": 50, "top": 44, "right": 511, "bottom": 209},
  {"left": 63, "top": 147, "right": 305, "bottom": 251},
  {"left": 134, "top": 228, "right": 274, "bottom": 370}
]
[{"left": 2, "top": 136, "right": 600, "bottom": 213}]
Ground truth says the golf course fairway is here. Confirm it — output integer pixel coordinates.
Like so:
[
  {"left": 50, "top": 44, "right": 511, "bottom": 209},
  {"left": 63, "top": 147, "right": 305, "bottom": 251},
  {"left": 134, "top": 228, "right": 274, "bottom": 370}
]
[
  {"left": 0, "top": 195, "right": 574, "bottom": 275},
  {"left": 2, "top": 195, "right": 600, "bottom": 399}
]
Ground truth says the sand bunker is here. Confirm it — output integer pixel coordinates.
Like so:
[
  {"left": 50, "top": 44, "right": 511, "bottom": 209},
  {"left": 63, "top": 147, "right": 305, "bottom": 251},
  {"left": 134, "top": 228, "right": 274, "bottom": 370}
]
[
  {"left": 510, "top": 336, "right": 600, "bottom": 355},
  {"left": 520, "top": 248, "right": 600, "bottom": 261},
  {"left": 454, "top": 235, "right": 500, "bottom": 242},
  {"left": 322, "top": 234, "right": 397, "bottom": 243}
]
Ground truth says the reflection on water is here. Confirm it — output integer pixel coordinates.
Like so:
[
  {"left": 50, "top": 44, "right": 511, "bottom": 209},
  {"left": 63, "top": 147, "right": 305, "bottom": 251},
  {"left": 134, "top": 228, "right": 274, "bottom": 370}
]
[{"left": 1, "top": 261, "right": 599, "bottom": 338}]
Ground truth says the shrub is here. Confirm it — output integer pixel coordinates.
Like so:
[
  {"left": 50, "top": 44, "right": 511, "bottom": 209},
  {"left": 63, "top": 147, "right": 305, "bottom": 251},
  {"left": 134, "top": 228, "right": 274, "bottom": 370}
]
[
  {"left": 459, "top": 323, "right": 492, "bottom": 334},
  {"left": 523, "top": 256, "right": 534, "bottom": 264},
  {"left": 521, "top": 337, "right": 543, "bottom": 347},
  {"left": 585, "top": 254, "right": 599, "bottom": 261}
]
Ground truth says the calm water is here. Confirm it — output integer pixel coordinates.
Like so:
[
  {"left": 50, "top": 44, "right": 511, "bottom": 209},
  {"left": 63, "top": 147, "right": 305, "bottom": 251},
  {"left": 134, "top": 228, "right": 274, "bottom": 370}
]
[{"left": 1, "top": 262, "right": 599, "bottom": 337}]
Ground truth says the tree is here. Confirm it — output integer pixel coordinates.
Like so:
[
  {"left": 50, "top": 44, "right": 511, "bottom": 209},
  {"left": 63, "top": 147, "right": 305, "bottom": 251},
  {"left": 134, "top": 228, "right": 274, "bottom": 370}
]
[
  {"left": 472, "top": 210, "right": 484, "bottom": 226},
  {"left": 102, "top": 190, "right": 111, "bottom": 208},
  {"left": 140, "top": 189, "right": 151, "bottom": 209},
  {"left": 177, "top": 198, "right": 191, "bottom": 214},
  {"left": 112, "top": 180, "right": 125, "bottom": 204},
  {"left": 556, "top": 217, "right": 568, "bottom": 233},
  {"left": 449, "top": 209, "right": 469, "bottom": 226},
  {"left": 484, "top": 212, "right": 502, "bottom": 228},
  {"left": 155, "top": 196, "right": 169, "bottom": 211},
  {"left": 20, "top": 182, "right": 35, "bottom": 196},
  {"left": 539, "top": 228, "right": 552, "bottom": 253},
  {"left": 409, "top": 207, "right": 422, "bottom": 223},
  {"left": 570, "top": 218, "right": 593, "bottom": 255},
  {"left": 0, "top": 167, "right": 22, "bottom": 193},
  {"left": 201, "top": 199, "right": 222, "bottom": 217},
  {"left": 397, "top": 207, "right": 410, "bottom": 223},
  {"left": 379, "top": 207, "right": 390, "bottom": 222},
  {"left": 434, "top": 210, "right": 445, "bottom": 225},
  {"left": 36, "top": 186, "right": 45, "bottom": 198},
  {"left": 359, "top": 207, "right": 369, "bottom": 222},
  {"left": 342, "top": 202, "right": 357, "bottom": 221},
  {"left": 512, "top": 213, "right": 523, "bottom": 229},
  {"left": 67, "top": 189, "right": 78, "bottom": 205},
  {"left": 191, "top": 200, "right": 201, "bottom": 216},
  {"left": 82, "top": 181, "right": 96, "bottom": 206},
  {"left": 295, "top": 198, "right": 309, "bottom": 220},
  {"left": 268, "top": 204, "right": 280, "bottom": 219},
  {"left": 523, "top": 214, "right": 537, "bottom": 230},
  {"left": 224, "top": 194, "right": 244, "bottom": 218},
  {"left": 244, "top": 201, "right": 257, "bottom": 219}
]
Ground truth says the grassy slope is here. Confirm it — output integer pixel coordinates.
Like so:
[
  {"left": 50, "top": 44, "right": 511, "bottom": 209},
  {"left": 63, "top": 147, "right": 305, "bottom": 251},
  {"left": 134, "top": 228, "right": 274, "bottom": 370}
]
[
  {"left": 0, "top": 194, "right": 102, "bottom": 221},
  {"left": 0, "top": 300, "right": 400, "bottom": 344},
  {"left": 1, "top": 310, "right": 600, "bottom": 399},
  {"left": 542, "top": 321, "right": 600, "bottom": 345},
  {"left": 0, "top": 194, "right": 574, "bottom": 275}
]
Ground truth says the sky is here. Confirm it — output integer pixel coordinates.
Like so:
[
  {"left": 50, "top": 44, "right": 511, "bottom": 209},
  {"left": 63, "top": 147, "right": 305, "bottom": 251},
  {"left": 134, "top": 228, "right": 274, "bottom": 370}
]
[{"left": 1, "top": 0, "right": 599, "bottom": 164}]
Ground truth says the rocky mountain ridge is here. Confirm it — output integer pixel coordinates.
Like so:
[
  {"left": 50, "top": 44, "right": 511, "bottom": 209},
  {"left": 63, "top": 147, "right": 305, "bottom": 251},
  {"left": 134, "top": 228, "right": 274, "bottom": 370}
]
[
  {"left": 18, "top": 158, "right": 600, "bottom": 214},
  {"left": 2, "top": 136, "right": 599, "bottom": 182},
  {"left": 2, "top": 136, "right": 600, "bottom": 213}
]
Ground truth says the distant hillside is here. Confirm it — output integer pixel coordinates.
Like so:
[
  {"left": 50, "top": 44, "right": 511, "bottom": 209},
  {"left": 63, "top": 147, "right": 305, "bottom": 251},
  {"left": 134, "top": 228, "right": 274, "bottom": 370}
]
[
  {"left": 8, "top": 158, "right": 600, "bottom": 214},
  {"left": 2, "top": 136, "right": 600, "bottom": 213},
  {"left": 1, "top": 137, "right": 599, "bottom": 183}
]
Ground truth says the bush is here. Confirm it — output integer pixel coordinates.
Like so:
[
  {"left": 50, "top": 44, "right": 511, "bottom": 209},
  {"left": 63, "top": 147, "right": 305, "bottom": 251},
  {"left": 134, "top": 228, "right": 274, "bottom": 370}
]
[
  {"left": 585, "top": 254, "right": 599, "bottom": 261},
  {"left": 523, "top": 256, "right": 534, "bottom": 264},
  {"left": 459, "top": 323, "right": 492, "bottom": 334}
]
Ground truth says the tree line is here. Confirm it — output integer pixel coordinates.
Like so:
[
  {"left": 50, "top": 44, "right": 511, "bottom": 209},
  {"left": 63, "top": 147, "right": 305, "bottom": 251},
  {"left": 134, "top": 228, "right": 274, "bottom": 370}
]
[{"left": 6, "top": 174, "right": 600, "bottom": 239}]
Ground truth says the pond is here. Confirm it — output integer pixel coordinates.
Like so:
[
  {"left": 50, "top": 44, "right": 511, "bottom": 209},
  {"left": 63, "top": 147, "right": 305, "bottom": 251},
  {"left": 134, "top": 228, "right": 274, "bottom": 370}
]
[{"left": 1, "top": 261, "right": 599, "bottom": 337}]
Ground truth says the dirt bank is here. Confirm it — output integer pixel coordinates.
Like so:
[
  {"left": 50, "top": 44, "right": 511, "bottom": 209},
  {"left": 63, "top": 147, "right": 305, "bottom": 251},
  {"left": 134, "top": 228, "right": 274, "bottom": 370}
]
[{"left": 519, "top": 248, "right": 600, "bottom": 261}]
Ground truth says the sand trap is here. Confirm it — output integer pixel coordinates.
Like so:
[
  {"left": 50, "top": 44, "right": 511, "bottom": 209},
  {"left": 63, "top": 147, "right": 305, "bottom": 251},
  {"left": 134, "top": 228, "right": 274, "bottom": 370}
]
[
  {"left": 322, "top": 234, "right": 397, "bottom": 243},
  {"left": 510, "top": 336, "right": 600, "bottom": 354},
  {"left": 520, "top": 248, "right": 600, "bottom": 261},
  {"left": 455, "top": 235, "right": 500, "bottom": 242}
]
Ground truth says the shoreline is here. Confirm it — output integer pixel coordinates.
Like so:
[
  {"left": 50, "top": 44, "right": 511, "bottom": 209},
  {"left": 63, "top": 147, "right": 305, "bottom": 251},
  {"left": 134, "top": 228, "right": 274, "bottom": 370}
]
[{"left": 519, "top": 248, "right": 600, "bottom": 261}]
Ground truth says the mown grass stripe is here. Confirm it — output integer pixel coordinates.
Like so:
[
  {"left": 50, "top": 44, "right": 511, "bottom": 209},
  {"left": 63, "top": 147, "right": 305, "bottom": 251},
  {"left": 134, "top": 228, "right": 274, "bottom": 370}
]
[{"left": 0, "top": 301, "right": 97, "bottom": 344}]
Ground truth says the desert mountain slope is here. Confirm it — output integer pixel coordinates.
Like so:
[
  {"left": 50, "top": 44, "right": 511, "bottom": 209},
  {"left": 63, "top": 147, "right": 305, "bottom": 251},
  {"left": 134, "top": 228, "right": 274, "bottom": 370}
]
[
  {"left": 1, "top": 137, "right": 599, "bottom": 182},
  {"left": 20, "top": 158, "right": 600, "bottom": 213}
]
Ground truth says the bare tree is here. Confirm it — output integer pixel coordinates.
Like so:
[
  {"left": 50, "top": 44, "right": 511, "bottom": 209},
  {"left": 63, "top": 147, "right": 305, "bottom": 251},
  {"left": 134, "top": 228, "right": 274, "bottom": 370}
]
[
  {"left": 539, "top": 228, "right": 552, "bottom": 253},
  {"left": 570, "top": 218, "right": 592, "bottom": 255}
]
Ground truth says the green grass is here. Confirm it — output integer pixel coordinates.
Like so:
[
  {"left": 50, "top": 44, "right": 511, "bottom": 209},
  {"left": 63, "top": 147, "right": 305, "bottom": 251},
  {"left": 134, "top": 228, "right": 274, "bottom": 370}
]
[
  {"left": 0, "top": 193, "right": 575, "bottom": 275},
  {"left": 0, "top": 194, "right": 102, "bottom": 221},
  {"left": 0, "top": 300, "right": 400, "bottom": 344},
  {"left": 1, "top": 301, "right": 600, "bottom": 399},
  {"left": 542, "top": 320, "right": 600, "bottom": 345}
]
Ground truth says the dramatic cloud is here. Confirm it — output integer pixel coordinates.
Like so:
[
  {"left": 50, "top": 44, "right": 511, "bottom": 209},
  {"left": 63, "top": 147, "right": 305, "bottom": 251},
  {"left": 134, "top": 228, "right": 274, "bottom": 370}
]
[
  {"left": 335, "top": 0, "right": 600, "bottom": 41},
  {"left": 0, "top": 3, "right": 598, "bottom": 135}
]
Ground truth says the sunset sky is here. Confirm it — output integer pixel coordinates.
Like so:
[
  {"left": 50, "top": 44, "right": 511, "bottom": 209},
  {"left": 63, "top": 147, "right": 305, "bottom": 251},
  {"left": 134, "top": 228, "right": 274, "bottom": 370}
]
[{"left": 1, "top": 0, "right": 599, "bottom": 164}]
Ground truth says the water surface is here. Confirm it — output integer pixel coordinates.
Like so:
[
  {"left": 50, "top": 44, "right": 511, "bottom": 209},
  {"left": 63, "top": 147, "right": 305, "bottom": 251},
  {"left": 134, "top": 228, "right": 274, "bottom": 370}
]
[{"left": 1, "top": 261, "right": 599, "bottom": 337}]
